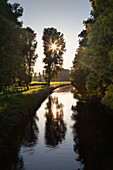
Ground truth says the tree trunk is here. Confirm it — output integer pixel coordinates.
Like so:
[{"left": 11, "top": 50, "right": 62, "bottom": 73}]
[
  {"left": 26, "top": 84, "right": 29, "bottom": 90},
  {"left": 100, "top": 79, "right": 105, "bottom": 97},
  {"left": 5, "top": 86, "right": 8, "bottom": 97},
  {"left": 48, "top": 77, "right": 50, "bottom": 86},
  {"left": 48, "top": 66, "right": 50, "bottom": 86}
]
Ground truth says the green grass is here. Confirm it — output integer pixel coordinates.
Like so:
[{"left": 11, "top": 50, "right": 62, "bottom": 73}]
[
  {"left": 0, "top": 86, "right": 43, "bottom": 98},
  {"left": 50, "top": 81, "right": 71, "bottom": 86},
  {"left": 0, "top": 82, "right": 71, "bottom": 98},
  {"left": 30, "top": 81, "right": 46, "bottom": 84},
  {"left": 31, "top": 81, "right": 71, "bottom": 85}
]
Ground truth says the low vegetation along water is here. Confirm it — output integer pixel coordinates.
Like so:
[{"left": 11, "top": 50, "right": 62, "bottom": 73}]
[{"left": 0, "top": 86, "right": 113, "bottom": 170}]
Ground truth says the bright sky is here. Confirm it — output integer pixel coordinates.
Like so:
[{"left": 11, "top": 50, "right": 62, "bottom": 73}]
[{"left": 9, "top": 0, "right": 91, "bottom": 74}]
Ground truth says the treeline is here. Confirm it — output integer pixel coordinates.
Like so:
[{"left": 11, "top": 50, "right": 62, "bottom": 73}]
[
  {"left": 0, "top": 0, "right": 38, "bottom": 94},
  {"left": 71, "top": 0, "right": 113, "bottom": 109}
]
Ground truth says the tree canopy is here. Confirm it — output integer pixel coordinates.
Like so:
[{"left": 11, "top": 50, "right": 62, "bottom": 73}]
[
  {"left": 42, "top": 27, "right": 66, "bottom": 86},
  {"left": 71, "top": 0, "right": 113, "bottom": 108},
  {"left": 0, "top": 0, "right": 38, "bottom": 94}
]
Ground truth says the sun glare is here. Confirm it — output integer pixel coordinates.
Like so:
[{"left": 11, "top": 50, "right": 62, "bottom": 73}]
[{"left": 51, "top": 44, "right": 57, "bottom": 50}]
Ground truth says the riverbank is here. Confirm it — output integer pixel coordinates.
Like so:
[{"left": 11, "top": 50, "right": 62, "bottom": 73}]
[{"left": 0, "top": 84, "right": 70, "bottom": 143}]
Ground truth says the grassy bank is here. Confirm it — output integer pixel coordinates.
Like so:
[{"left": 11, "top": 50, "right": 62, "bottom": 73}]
[
  {"left": 0, "top": 84, "right": 70, "bottom": 143},
  {"left": 0, "top": 81, "right": 71, "bottom": 98}
]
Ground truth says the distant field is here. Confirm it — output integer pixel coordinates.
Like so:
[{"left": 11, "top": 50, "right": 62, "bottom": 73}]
[
  {"left": 30, "top": 81, "right": 46, "bottom": 84},
  {"left": 50, "top": 81, "right": 71, "bottom": 84},
  {"left": 31, "top": 81, "right": 71, "bottom": 85}
]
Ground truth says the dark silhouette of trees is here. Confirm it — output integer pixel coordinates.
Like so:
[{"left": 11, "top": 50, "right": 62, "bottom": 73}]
[
  {"left": 0, "top": 0, "right": 38, "bottom": 94},
  {"left": 42, "top": 27, "right": 66, "bottom": 86},
  {"left": 22, "top": 27, "right": 38, "bottom": 89},
  {"left": 0, "top": 0, "right": 24, "bottom": 95}
]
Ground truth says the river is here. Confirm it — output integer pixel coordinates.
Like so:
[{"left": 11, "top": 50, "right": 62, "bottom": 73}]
[{"left": 0, "top": 86, "right": 113, "bottom": 170}]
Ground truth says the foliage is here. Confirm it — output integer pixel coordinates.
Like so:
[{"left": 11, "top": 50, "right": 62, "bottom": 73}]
[
  {"left": 42, "top": 27, "right": 66, "bottom": 86},
  {"left": 22, "top": 27, "right": 38, "bottom": 75},
  {"left": 71, "top": 0, "right": 113, "bottom": 108},
  {"left": 0, "top": 0, "right": 38, "bottom": 94},
  {"left": 101, "top": 84, "right": 113, "bottom": 109}
]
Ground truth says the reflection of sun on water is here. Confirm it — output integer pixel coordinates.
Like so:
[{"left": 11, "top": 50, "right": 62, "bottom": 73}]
[{"left": 53, "top": 104, "right": 57, "bottom": 118}]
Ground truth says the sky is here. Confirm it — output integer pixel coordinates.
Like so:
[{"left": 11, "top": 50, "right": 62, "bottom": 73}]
[{"left": 9, "top": 0, "right": 91, "bottom": 74}]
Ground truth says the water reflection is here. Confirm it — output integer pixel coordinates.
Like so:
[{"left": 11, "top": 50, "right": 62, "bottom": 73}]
[
  {"left": 0, "top": 115, "right": 39, "bottom": 170},
  {"left": 44, "top": 96, "right": 67, "bottom": 147},
  {"left": 22, "top": 115, "right": 39, "bottom": 147},
  {"left": 0, "top": 143, "right": 24, "bottom": 170},
  {"left": 72, "top": 101, "right": 113, "bottom": 170},
  {"left": 54, "top": 85, "right": 72, "bottom": 93}
]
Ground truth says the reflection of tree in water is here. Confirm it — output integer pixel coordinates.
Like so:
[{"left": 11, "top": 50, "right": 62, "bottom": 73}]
[
  {"left": 72, "top": 101, "right": 113, "bottom": 170},
  {"left": 45, "top": 96, "right": 67, "bottom": 147},
  {"left": 0, "top": 146, "right": 24, "bottom": 170},
  {"left": 0, "top": 114, "right": 39, "bottom": 170},
  {"left": 22, "top": 115, "right": 39, "bottom": 147}
]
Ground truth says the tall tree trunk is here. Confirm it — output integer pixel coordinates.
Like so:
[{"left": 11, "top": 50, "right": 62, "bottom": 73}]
[
  {"left": 26, "top": 84, "right": 29, "bottom": 90},
  {"left": 48, "top": 66, "right": 50, "bottom": 86},
  {"left": 5, "top": 86, "right": 7, "bottom": 97},
  {"left": 100, "top": 78, "right": 105, "bottom": 97},
  {"left": 29, "top": 64, "right": 31, "bottom": 75}
]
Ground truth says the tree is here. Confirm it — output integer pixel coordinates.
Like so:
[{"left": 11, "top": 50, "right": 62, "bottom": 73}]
[
  {"left": 0, "top": 0, "right": 38, "bottom": 94},
  {"left": 0, "top": 0, "right": 24, "bottom": 95},
  {"left": 22, "top": 27, "right": 38, "bottom": 89},
  {"left": 42, "top": 27, "right": 66, "bottom": 86},
  {"left": 71, "top": 22, "right": 90, "bottom": 98},
  {"left": 23, "top": 27, "right": 38, "bottom": 75},
  {"left": 38, "top": 72, "right": 42, "bottom": 82},
  {"left": 71, "top": 0, "right": 113, "bottom": 108},
  {"left": 85, "top": 0, "right": 113, "bottom": 101}
]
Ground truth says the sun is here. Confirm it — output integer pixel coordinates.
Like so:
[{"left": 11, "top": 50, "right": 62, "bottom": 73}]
[{"left": 51, "top": 44, "right": 57, "bottom": 50}]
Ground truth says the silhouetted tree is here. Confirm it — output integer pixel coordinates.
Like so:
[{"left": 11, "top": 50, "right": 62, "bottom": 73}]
[
  {"left": 22, "top": 27, "right": 38, "bottom": 89},
  {"left": 0, "top": 0, "right": 24, "bottom": 95},
  {"left": 0, "top": 0, "right": 38, "bottom": 93},
  {"left": 38, "top": 72, "right": 42, "bottom": 82},
  {"left": 42, "top": 27, "right": 66, "bottom": 86}
]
